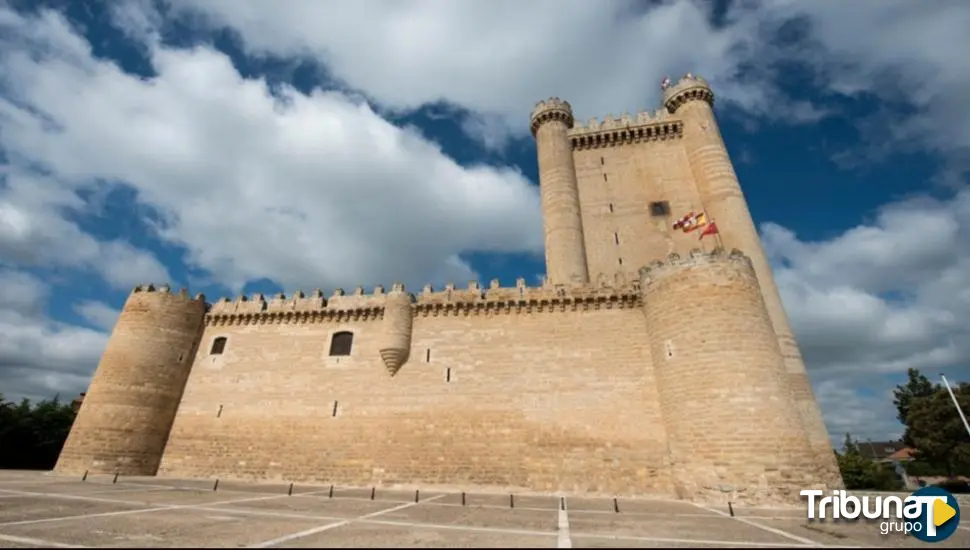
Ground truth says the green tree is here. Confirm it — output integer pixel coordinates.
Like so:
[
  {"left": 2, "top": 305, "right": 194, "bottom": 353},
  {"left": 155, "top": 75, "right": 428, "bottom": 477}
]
[
  {"left": 893, "top": 368, "right": 938, "bottom": 435},
  {"left": 905, "top": 383, "right": 970, "bottom": 477},
  {"left": 836, "top": 433, "right": 905, "bottom": 491},
  {"left": 0, "top": 393, "right": 77, "bottom": 470}
]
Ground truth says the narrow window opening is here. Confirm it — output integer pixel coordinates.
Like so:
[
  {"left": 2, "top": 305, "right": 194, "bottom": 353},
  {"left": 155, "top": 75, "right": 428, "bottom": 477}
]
[
  {"left": 332, "top": 401, "right": 339, "bottom": 417},
  {"left": 329, "top": 331, "right": 353, "bottom": 356},
  {"left": 446, "top": 368, "right": 452, "bottom": 383},
  {"left": 210, "top": 337, "right": 227, "bottom": 355},
  {"left": 426, "top": 348, "right": 431, "bottom": 362},
  {"left": 618, "top": 257, "right": 623, "bottom": 266},
  {"left": 177, "top": 353, "right": 184, "bottom": 362},
  {"left": 614, "top": 232, "right": 619, "bottom": 245},
  {"left": 216, "top": 405, "right": 223, "bottom": 418},
  {"left": 649, "top": 200, "right": 671, "bottom": 217},
  {"left": 600, "top": 156, "right": 604, "bottom": 165},
  {"left": 608, "top": 203, "right": 614, "bottom": 213}
]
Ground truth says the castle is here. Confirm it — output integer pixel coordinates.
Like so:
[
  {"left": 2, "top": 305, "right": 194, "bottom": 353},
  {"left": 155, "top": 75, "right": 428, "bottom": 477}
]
[{"left": 54, "top": 75, "right": 844, "bottom": 504}]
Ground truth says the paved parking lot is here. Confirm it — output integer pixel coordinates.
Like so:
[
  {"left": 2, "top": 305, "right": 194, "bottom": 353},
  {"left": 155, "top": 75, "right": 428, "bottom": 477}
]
[{"left": 1, "top": 470, "right": 968, "bottom": 547}]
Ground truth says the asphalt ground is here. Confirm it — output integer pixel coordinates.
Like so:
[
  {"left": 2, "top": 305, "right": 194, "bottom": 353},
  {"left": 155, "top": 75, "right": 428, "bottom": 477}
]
[{"left": 1, "top": 471, "right": 968, "bottom": 548}]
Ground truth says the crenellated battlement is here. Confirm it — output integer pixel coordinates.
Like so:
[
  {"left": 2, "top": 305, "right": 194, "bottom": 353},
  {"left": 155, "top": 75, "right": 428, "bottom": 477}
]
[
  {"left": 638, "top": 248, "right": 752, "bottom": 286},
  {"left": 662, "top": 73, "right": 714, "bottom": 113},
  {"left": 568, "top": 115, "right": 683, "bottom": 150},
  {"left": 530, "top": 96, "right": 574, "bottom": 135},
  {"left": 413, "top": 278, "right": 641, "bottom": 316},
  {"left": 131, "top": 283, "right": 205, "bottom": 302},
  {"left": 200, "top": 277, "right": 642, "bottom": 327}
]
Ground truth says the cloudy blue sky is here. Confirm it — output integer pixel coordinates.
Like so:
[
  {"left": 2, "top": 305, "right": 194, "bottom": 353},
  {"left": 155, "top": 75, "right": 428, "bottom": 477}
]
[{"left": 1, "top": 0, "right": 968, "bottom": 446}]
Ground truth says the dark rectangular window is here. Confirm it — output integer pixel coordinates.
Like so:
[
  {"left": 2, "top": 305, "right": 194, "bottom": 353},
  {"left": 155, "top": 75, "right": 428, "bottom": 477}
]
[
  {"left": 426, "top": 349, "right": 431, "bottom": 362},
  {"left": 608, "top": 203, "right": 614, "bottom": 213},
  {"left": 603, "top": 173, "right": 608, "bottom": 182},
  {"left": 618, "top": 257, "right": 623, "bottom": 265},
  {"left": 614, "top": 233, "right": 619, "bottom": 245},
  {"left": 329, "top": 332, "right": 353, "bottom": 356},
  {"left": 446, "top": 368, "right": 452, "bottom": 382},
  {"left": 210, "top": 337, "right": 227, "bottom": 355},
  {"left": 600, "top": 156, "right": 604, "bottom": 165},
  {"left": 649, "top": 201, "right": 671, "bottom": 217}
]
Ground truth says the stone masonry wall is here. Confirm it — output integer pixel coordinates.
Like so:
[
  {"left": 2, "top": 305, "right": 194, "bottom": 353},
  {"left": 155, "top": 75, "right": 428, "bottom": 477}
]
[{"left": 157, "top": 286, "right": 673, "bottom": 498}]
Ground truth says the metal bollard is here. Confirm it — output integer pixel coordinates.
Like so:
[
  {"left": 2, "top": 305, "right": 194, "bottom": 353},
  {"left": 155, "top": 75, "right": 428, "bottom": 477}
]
[{"left": 213, "top": 479, "right": 219, "bottom": 491}]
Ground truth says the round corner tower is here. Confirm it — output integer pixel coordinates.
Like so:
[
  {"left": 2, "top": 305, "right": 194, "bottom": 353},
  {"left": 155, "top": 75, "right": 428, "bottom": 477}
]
[
  {"left": 663, "top": 75, "right": 842, "bottom": 486},
  {"left": 54, "top": 285, "right": 207, "bottom": 476},
  {"left": 640, "top": 249, "right": 819, "bottom": 504},
  {"left": 531, "top": 97, "right": 590, "bottom": 285},
  {"left": 380, "top": 283, "right": 414, "bottom": 376}
]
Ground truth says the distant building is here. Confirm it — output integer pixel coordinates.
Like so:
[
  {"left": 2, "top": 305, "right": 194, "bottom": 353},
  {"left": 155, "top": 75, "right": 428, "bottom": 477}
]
[{"left": 858, "top": 440, "right": 912, "bottom": 463}]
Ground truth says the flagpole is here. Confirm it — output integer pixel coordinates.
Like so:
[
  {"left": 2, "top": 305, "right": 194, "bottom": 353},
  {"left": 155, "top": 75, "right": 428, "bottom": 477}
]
[{"left": 940, "top": 374, "right": 970, "bottom": 441}]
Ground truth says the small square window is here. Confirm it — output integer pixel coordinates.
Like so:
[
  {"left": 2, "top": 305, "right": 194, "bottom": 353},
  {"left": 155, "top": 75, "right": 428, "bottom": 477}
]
[{"left": 649, "top": 201, "right": 670, "bottom": 217}]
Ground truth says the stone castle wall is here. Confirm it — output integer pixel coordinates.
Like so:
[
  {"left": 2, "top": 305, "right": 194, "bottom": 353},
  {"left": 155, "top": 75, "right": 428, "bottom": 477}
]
[{"left": 157, "top": 281, "right": 674, "bottom": 497}]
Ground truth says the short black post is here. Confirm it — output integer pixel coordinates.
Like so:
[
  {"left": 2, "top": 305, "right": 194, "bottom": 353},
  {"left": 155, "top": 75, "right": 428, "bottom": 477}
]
[
  {"left": 461, "top": 492, "right": 466, "bottom": 506},
  {"left": 510, "top": 494, "right": 515, "bottom": 509},
  {"left": 613, "top": 497, "right": 619, "bottom": 513},
  {"left": 370, "top": 487, "right": 376, "bottom": 500},
  {"left": 112, "top": 472, "right": 119, "bottom": 484},
  {"left": 213, "top": 479, "right": 219, "bottom": 492},
  {"left": 560, "top": 496, "right": 565, "bottom": 510},
  {"left": 288, "top": 483, "right": 293, "bottom": 496},
  {"left": 329, "top": 485, "right": 334, "bottom": 498},
  {"left": 728, "top": 501, "right": 735, "bottom": 517},
  {"left": 415, "top": 489, "right": 420, "bottom": 503},
  {"left": 81, "top": 470, "right": 88, "bottom": 482}
]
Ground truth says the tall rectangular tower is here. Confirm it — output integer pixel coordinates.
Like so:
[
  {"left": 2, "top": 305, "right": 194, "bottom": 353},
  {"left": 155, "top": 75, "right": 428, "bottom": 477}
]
[{"left": 531, "top": 74, "right": 842, "bottom": 482}]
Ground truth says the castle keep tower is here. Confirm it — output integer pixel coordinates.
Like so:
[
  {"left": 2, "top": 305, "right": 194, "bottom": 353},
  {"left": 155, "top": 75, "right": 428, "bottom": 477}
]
[
  {"left": 54, "top": 285, "right": 206, "bottom": 476},
  {"left": 662, "top": 76, "right": 840, "bottom": 482},
  {"left": 531, "top": 98, "right": 590, "bottom": 285}
]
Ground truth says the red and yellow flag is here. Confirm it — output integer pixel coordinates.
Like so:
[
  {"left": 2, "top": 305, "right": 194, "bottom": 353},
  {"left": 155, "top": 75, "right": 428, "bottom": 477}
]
[{"left": 698, "top": 221, "right": 719, "bottom": 240}]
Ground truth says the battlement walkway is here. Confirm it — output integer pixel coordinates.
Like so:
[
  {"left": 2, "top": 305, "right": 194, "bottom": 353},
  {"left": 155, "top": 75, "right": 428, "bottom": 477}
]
[{"left": 0, "top": 470, "right": 967, "bottom": 548}]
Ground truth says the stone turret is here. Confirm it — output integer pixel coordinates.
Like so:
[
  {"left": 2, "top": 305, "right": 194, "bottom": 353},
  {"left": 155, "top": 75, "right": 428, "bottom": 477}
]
[
  {"left": 640, "top": 249, "right": 818, "bottom": 505},
  {"left": 531, "top": 97, "right": 590, "bottom": 285},
  {"left": 54, "top": 284, "right": 207, "bottom": 476},
  {"left": 380, "top": 283, "right": 414, "bottom": 376},
  {"left": 664, "top": 74, "right": 842, "bottom": 485}
]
